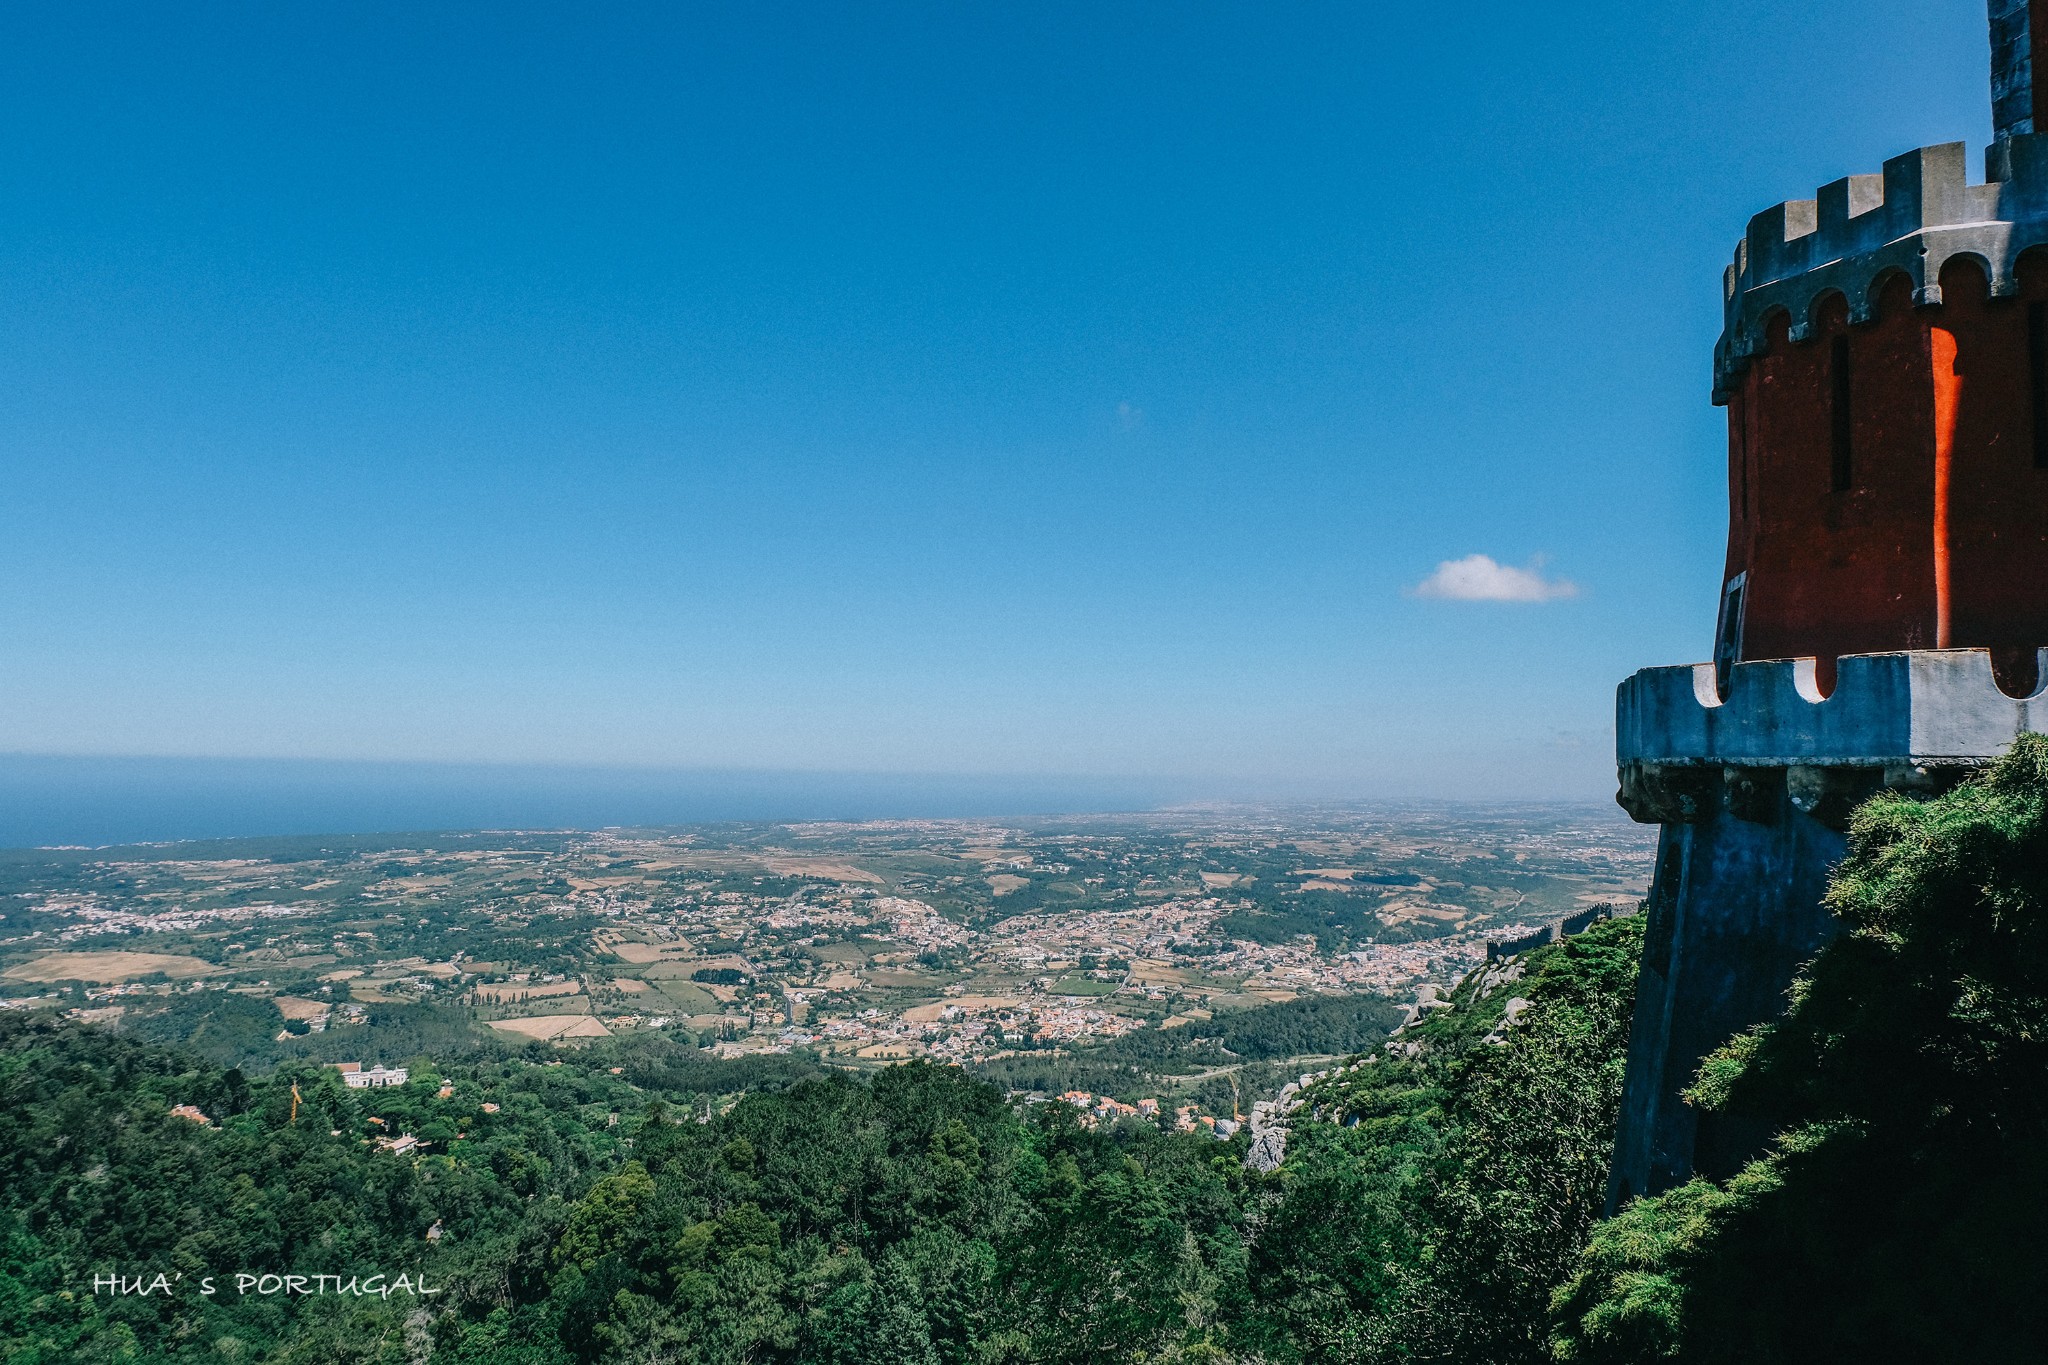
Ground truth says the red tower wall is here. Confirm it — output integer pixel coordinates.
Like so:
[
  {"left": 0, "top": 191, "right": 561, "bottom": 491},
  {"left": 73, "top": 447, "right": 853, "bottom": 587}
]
[
  {"left": 1935, "top": 257, "right": 2048, "bottom": 654},
  {"left": 1722, "top": 258, "right": 2048, "bottom": 686}
]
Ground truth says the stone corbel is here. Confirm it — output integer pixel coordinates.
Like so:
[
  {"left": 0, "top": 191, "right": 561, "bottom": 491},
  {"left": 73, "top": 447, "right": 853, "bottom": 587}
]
[{"left": 1617, "top": 762, "right": 1723, "bottom": 825}]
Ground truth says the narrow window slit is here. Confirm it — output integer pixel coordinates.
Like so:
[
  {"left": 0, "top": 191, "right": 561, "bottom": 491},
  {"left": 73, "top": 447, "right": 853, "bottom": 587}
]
[
  {"left": 2030, "top": 302, "right": 2048, "bottom": 469},
  {"left": 1735, "top": 394, "right": 1749, "bottom": 520},
  {"left": 1830, "top": 336, "right": 1853, "bottom": 492}
]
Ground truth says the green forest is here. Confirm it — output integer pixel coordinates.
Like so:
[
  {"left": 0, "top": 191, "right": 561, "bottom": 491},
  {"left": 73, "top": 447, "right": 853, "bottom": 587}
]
[{"left": 7, "top": 737, "right": 2048, "bottom": 1362}]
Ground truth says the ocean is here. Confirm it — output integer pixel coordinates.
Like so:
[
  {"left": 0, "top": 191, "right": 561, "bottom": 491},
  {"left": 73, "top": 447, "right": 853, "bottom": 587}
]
[{"left": 0, "top": 754, "right": 1181, "bottom": 849}]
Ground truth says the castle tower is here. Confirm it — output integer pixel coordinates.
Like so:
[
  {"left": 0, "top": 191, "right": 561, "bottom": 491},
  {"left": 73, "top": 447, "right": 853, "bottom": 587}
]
[
  {"left": 1607, "top": 3, "right": 2048, "bottom": 1205},
  {"left": 1713, "top": 6, "right": 2048, "bottom": 694}
]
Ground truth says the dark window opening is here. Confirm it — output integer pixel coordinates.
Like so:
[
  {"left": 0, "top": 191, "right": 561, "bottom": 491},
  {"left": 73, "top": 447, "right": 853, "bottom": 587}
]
[
  {"left": 1830, "top": 336, "right": 1853, "bottom": 491},
  {"left": 1714, "top": 574, "right": 1747, "bottom": 698},
  {"left": 2030, "top": 302, "right": 2048, "bottom": 469}
]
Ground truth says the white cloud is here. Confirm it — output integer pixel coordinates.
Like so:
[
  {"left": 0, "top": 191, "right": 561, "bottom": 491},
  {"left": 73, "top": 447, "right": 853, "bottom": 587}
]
[{"left": 1411, "top": 554, "right": 1579, "bottom": 603}]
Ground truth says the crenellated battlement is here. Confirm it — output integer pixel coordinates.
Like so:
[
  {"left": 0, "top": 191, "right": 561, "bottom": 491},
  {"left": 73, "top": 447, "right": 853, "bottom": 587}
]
[
  {"left": 1617, "top": 647, "right": 2047, "bottom": 771},
  {"left": 1713, "top": 135, "right": 2048, "bottom": 399}
]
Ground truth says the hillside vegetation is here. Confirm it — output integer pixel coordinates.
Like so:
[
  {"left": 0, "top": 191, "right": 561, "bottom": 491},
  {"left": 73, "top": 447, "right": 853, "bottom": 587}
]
[
  {"left": 1244, "top": 914, "right": 1644, "bottom": 1363},
  {"left": 1552, "top": 735, "right": 2048, "bottom": 1363}
]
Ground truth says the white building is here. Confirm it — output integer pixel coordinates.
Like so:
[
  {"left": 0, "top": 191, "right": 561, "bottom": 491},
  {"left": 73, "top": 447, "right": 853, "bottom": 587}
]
[{"left": 333, "top": 1063, "right": 409, "bottom": 1089}]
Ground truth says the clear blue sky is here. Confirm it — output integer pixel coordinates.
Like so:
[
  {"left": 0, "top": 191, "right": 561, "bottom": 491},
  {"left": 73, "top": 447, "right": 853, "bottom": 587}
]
[{"left": 0, "top": 0, "right": 1997, "bottom": 802}]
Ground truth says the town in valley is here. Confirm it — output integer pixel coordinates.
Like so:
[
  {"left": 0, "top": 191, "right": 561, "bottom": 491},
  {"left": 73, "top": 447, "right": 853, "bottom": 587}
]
[{"left": 0, "top": 804, "right": 1654, "bottom": 1117}]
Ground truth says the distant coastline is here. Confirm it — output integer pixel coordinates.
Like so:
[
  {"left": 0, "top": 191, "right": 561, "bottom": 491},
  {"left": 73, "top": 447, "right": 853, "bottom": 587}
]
[
  {"left": 0, "top": 752, "right": 1635, "bottom": 850},
  {"left": 0, "top": 753, "right": 1184, "bottom": 849}
]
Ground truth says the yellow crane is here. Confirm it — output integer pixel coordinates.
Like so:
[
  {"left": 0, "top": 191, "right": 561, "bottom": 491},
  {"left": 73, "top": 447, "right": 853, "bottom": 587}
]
[{"left": 290, "top": 1081, "right": 302, "bottom": 1127}]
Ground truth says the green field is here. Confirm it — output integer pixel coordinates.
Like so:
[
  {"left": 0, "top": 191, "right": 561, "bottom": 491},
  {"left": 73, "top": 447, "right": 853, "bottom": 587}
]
[{"left": 650, "top": 980, "right": 720, "bottom": 1013}]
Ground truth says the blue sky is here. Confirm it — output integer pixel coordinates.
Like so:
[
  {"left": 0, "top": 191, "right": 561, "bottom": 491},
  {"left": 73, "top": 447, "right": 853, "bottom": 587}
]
[{"left": 0, "top": 0, "right": 1997, "bottom": 802}]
